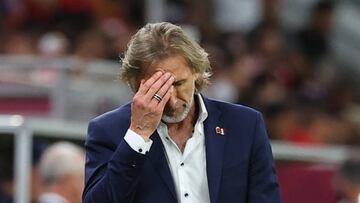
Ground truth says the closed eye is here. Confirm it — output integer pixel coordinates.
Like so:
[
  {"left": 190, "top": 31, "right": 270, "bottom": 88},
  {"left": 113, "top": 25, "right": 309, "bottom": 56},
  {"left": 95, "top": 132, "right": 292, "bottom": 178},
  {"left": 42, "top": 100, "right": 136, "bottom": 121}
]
[{"left": 173, "top": 79, "right": 186, "bottom": 86}]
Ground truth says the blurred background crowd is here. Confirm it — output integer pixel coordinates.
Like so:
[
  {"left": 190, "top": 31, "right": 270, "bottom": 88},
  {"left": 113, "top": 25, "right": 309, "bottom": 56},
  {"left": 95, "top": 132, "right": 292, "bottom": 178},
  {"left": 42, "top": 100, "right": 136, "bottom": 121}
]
[{"left": 0, "top": 0, "right": 360, "bottom": 202}]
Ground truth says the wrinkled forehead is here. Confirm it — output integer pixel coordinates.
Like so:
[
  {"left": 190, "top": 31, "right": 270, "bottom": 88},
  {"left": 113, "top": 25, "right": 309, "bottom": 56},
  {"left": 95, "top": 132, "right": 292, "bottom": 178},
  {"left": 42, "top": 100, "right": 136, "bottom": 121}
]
[{"left": 141, "top": 54, "right": 194, "bottom": 80}]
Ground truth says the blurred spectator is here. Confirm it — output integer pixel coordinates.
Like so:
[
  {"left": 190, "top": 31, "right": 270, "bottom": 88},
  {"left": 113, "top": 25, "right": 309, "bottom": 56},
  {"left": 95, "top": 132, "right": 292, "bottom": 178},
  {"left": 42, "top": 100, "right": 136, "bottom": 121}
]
[
  {"left": 261, "top": 0, "right": 279, "bottom": 25},
  {"left": 37, "top": 32, "right": 70, "bottom": 57},
  {"left": 296, "top": 1, "right": 335, "bottom": 64},
  {"left": 69, "top": 28, "right": 108, "bottom": 77},
  {"left": 2, "top": 32, "right": 36, "bottom": 54},
  {"left": 223, "top": 32, "right": 247, "bottom": 59},
  {"left": 0, "top": 138, "right": 47, "bottom": 203},
  {"left": 230, "top": 54, "right": 263, "bottom": 105},
  {"left": 341, "top": 103, "right": 360, "bottom": 146},
  {"left": 202, "top": 42, "right": 238, "bottom": 102},
  {"left": 249, "top": 0, "right": 282, "bottom": 45},
  {"left": 214, "top": 0, "right": 261, "bottom": 33},
  {"left": 251, "top": 23, "right": 285, "bottom": 68},
  {"left": 99, "top": 18, "right": 133, "bottom": 60},
  {"left": 74, "top": 29, "right": 107, "bottom": 61},
  {"left": 333, "top": 158, "right": 360, "bottom": 203},
  {"left": 38, "top": 142, "right": 85, "bottom": 203}
]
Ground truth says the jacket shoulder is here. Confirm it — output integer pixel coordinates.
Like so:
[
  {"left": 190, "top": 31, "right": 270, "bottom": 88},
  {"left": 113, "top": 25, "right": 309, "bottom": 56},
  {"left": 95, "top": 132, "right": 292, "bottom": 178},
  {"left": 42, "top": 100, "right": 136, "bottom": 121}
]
[{"left": 205, "top": 98, "right": 261, "bottom": 118}]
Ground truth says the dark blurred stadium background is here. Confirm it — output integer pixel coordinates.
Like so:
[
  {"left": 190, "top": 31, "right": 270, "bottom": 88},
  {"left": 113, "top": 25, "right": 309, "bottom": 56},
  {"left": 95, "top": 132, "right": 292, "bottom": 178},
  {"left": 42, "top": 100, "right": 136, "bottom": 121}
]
[{"left": 0, "top": 0, "right": 360, "bottom": 203}]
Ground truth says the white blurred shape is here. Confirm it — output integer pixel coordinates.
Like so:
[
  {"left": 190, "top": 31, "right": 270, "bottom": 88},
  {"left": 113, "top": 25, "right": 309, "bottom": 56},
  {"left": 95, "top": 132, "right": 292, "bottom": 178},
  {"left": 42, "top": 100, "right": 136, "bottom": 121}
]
[{"left": 38, "top": 32, "right": 69, "bottom": 56}]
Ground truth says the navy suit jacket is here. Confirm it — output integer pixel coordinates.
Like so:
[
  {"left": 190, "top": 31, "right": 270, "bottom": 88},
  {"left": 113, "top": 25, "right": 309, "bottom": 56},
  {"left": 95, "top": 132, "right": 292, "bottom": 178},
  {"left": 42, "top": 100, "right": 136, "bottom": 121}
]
[{"left": 83, "top": 97, "right": 281, "bottom": 203}]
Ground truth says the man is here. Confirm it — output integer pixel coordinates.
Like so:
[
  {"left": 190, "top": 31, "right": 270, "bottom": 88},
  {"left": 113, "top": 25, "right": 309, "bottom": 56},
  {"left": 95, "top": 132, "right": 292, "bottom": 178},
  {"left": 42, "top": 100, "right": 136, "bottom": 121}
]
[
  {"left": 83, "top": 22, "right": 281, "bottom": 203},
  {"left": 38, "top": 142, "right": 85, "bottom": 203}
]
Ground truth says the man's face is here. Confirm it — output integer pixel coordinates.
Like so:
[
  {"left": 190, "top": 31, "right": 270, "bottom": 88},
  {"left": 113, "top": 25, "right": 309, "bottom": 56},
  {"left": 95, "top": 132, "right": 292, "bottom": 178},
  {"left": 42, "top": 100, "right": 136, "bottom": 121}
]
[{"left": 142, "top": 54, "right": 198, "bottom": 123}]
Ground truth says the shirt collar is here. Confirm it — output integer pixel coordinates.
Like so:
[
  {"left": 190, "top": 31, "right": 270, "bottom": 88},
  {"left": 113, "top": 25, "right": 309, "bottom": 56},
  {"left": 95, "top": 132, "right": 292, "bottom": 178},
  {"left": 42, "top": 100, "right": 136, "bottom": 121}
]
[{"left": 196, "top": 93, "right": 208, "bottom": 123}]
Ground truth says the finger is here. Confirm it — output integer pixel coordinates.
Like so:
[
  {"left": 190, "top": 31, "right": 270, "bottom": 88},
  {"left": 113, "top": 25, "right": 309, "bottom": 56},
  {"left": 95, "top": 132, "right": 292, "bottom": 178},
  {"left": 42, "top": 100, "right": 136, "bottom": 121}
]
[
  {"left": 137, "top": 71, "right": 163, "bottom": 95},
  {"left": 157, "top": 85, "right": 173, "bottom": 110},
  {"left": 149, "top": 75, "right": 174, "bottom": 105},
  {"left": 144, "top": 72, "right": 173, "bottom": 101}
]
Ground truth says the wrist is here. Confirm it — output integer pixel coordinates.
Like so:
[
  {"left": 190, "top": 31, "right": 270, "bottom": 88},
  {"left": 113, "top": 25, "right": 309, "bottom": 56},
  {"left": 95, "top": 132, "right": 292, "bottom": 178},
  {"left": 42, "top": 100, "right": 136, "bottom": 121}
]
[{"left": 129, "top": 125, "right": 152, "bottom": 141}]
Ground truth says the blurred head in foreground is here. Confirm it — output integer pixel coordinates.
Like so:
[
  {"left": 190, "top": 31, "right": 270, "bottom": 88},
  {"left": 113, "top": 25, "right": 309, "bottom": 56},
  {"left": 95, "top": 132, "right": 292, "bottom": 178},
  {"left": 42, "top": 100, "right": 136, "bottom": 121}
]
[{"left": 38, "top": 142, "right": 85, "bottom": 203}]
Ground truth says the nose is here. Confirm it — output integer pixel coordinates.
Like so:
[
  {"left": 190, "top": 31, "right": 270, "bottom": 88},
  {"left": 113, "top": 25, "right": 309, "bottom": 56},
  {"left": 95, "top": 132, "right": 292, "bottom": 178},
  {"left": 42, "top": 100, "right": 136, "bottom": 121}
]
[{"left": 167, "top": 88, "right": 178, "bottom": 107}]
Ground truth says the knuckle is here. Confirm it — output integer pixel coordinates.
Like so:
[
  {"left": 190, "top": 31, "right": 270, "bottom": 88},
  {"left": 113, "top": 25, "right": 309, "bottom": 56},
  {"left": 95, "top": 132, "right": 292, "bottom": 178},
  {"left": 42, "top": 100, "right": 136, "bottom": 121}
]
[
  {"left": 148, "top": 108, "right": 155, "bottom": 114},
  {"left": 143, "top": 83, "right": 151, "bottom": 89},
  {"left": 133, "top": 98, "right": 145, "bottom": 108},
  {"left": 149, "top": 86, "right": 157, "bottom": 93},
  {"left": 155, "top": 107, "right": 163, "bottom": 113},
  {"left": 132, "top": 96, "right": 140, "bottom": 103},
  {"left": 151, "top": 106, "right": 163, "bottom": 114},
  {"left": 144, "top": 104, "right": 153, "bottom": 111},
  {"left": 162, "top": 77, "right": 170, "bottom": 84},
  {"left": 150, "top": 106, "right": 158, "bottom": 113},
  {"left": 132, "top": 97, "right": 138, "bottom": 104}
]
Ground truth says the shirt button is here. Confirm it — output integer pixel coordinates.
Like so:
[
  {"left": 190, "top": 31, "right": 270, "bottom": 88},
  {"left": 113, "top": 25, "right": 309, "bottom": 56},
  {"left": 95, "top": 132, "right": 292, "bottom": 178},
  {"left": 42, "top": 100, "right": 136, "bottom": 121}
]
[
  {"left": 184, "top": 193, "right": 189, "bottom": 197},
  {"left": 180, "top": 162, "right": 184, "bottom": 166},
  {"left": 145, "top": 151, "right": 149, "bottom": 155},
  {"left": 165, "top": 137, "right": 170, "bottom": 140},
  {"left": 138, "top": 148, "right": 143, "bottom": 153}
]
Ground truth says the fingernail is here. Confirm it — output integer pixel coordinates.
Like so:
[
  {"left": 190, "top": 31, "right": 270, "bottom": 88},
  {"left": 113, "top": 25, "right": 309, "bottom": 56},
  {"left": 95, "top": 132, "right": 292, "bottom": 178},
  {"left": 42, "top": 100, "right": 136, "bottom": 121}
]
[
  {"left": 156, "top": 71, "right": 163, "bottom": 76},
  {"left": 165, "top": 72, "right": 171, "bottom": 77}
]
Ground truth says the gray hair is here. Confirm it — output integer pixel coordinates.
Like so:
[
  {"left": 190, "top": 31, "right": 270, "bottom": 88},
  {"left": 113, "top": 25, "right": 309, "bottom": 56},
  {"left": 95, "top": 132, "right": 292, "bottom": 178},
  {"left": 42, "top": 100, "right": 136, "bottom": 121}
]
[
  {"left": 120, "top": 22, "right": 211, "bottom": 92},
  {"left": 39, "top": 142, "right": 85, "bottom": 187}
]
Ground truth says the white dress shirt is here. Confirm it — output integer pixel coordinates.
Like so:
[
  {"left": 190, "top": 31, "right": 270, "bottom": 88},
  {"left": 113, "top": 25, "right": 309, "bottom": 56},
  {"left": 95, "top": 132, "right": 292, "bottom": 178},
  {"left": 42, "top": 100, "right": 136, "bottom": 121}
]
[{"left": 124, "top": 94, "right": 210, "bottom": 203}]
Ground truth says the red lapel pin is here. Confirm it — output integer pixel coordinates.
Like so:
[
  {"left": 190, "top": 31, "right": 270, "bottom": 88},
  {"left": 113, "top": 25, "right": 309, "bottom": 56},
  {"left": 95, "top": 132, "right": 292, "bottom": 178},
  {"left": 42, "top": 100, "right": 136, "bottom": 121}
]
[{"left": 215, "top": 126, "right": 225, "bottom": 136}]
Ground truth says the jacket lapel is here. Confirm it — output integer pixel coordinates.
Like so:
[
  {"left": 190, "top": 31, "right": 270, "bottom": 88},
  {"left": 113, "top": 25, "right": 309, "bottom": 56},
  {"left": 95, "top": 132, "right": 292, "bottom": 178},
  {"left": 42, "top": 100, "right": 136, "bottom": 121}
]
[
  {"left": 203, "top": 97, "right": 226, "bottom": 203},
  {"left": 147, "top": 132, "right": 177, "bottom": 201}
]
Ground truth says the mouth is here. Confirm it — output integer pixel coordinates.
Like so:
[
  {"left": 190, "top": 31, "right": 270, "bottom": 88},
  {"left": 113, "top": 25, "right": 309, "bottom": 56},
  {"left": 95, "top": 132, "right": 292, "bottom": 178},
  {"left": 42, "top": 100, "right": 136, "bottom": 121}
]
[{"left": 163, "top": 106, "right": 177, "bottom": 117}]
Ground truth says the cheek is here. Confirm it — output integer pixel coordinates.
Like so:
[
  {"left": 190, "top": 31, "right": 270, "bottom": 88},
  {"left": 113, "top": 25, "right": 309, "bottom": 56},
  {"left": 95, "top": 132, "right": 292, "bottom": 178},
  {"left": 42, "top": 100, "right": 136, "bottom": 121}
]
[{"left": 176, "top": 84, "right": 195, "bottom": 101}]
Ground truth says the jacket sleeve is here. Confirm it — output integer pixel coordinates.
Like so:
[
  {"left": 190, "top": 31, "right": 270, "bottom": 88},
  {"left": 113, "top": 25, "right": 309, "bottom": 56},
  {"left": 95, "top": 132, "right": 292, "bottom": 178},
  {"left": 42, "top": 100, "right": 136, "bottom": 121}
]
[
  {"left": 82, "top": 120, "right": 146, "bottom": 203},
  {"left": 248, "top": 112, "right": 281, "bottom": 203}
]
